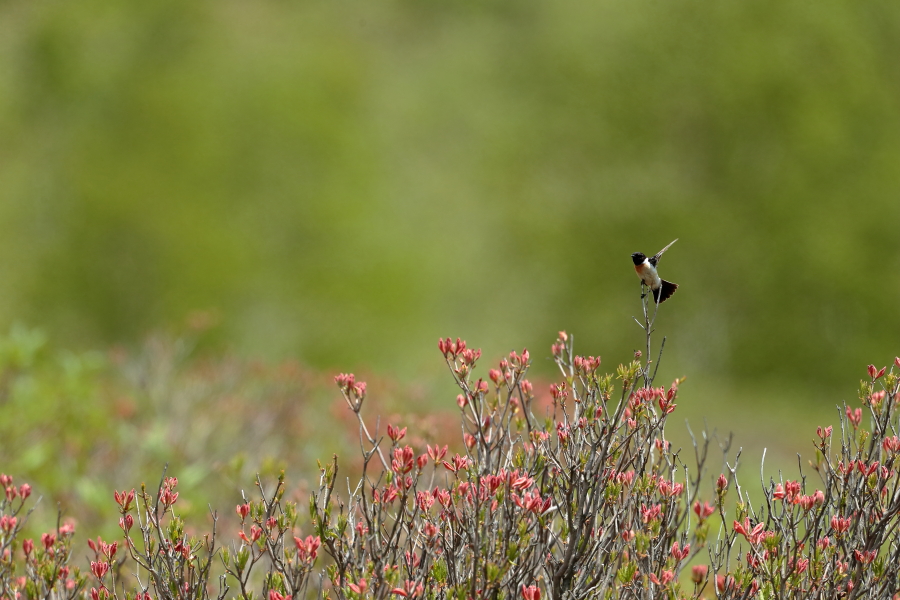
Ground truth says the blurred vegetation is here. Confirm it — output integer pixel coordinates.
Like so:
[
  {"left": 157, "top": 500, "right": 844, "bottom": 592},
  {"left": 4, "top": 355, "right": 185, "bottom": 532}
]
[
  {"left": 0, "top": 323, "right": 462, "bottom": 538},
  {"left": 0, "top": 0, "right": 898, "bottom": 536}
]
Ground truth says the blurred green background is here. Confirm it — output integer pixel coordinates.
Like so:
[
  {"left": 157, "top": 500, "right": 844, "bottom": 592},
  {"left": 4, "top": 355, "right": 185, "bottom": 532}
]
[{"left": 1, "top": 0, "right": 899, "bottom": 535}]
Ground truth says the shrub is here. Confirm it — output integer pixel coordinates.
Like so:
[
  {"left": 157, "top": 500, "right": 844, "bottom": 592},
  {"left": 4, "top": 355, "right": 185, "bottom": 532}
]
[{"left": 3, "top": 295, "right": 900, "bottom": 599}]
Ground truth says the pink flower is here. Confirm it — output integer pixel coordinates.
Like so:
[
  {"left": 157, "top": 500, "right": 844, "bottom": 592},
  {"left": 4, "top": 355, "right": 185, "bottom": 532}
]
[
  {"left": 640, "top": 504, "right": 661, "bottom": 523},
  {"left": 387, "top": 424, "right": 407, "bottom": 442},
  {"left": 293, "top": 535, "right": 321, "bottom": 561},
  {"left": 693, "top": 501, "right": 715, "bottom": 519},
  {"left": 773, "top": 484, "right": 785, "bottom": 500},
  {"left": 90, "top": 561, "right": 109, "bottom": 580},
  {"left": 347, "top": 579, "right": 368, "bottom": 595},
  {"left": 0, "top": 516, "right": 16, "bottom": 533},
  {"left": 391, "top": 581, "right": 424, "bottom": 598},
  {"left": 441, "top": 454, "right": 470, "bottom": 473},
  {"left": 41, "top": 533, "right": 56, "bottom": 550},
  {"left": 521, "top": 585, "right": 541, "bottom": 600},
  {"left": 114, "top": 489, "right": 135, "bottom": 510},
  {"left": 831, "top": 515, "right": 851, "bottom": 534},
  {"left": 670, "top": 541, "right": 690, "bottom": 560},
  {"left": 392, "top": 446, "right": 415, "bottom": 474},
  {"left": 868, "top": 365, "right": 887, "bottom": 379},
  {"left": 119, "top": 514, "right": 134, "bottom": 532},
  {"left": 427, "top": 444, "right": 447, "bottom": 462},
  {"left": 733, "top": 518, "right": 766, "bottom": 544},
  {"left": 691, "top": 565, "right": 707, "bottom": 584},
  {"left": 159, "top": 486, "right": 178, "bottom": 507},
  {"left": 883, "top": 436, "right": 900, "bottom": 453},
  {"left": 511, "top": 474, "right": 534, "bottom": 491},
  {"left": 716, "top": 575, "right": 735, "bottom": 593},
  {"left": 550, "top": 384, "right": 568, "bottom": 402}
]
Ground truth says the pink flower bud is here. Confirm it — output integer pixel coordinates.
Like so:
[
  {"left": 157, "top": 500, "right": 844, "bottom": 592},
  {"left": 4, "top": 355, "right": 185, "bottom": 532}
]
[
  {"left": 520, "top": 584, "right": 541, "bottom": 600},
  {"left": 423, "top": 522, "right": 438, "bottom": 538},
  {"left": 691, "top": 565, "right": 707, "bottom": 584},
  {"left": 90, "top": 560, "right": 109, "bottom": 579},
  {"left": 387, "top": 424, "right": 407, "bottom": 442},
  {"left": 868, "top": 364, "right": 878, "bottom": 378},
  {"left": 119, "top": 514, "right": 134, "bottom": 532}
]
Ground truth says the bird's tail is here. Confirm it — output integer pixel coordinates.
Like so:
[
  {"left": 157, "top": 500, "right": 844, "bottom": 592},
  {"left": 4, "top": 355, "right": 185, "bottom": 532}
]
[{"left": 652, "top": 280, "right": 678, "bottom": 304}]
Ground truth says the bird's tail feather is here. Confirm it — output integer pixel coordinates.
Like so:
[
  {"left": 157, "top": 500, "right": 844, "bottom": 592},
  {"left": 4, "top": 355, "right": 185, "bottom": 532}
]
[{"left": 652, "top": 280, "right": 678, "bottom": 304}]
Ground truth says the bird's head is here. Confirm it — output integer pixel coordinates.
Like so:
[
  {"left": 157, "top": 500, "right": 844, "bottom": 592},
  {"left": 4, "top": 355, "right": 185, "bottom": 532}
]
[{"left": 631, "top": 252, "right": 646, "bottom": 266}]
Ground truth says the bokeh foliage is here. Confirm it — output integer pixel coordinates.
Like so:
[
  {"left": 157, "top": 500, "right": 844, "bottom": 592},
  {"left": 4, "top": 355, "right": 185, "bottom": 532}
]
[
  {"left": 0, "top": 324, "right": 431, "bottom": 538},
  {"left": 2, "top": 0, "right": 899, "bottom": 387},
  {"left": 1, "top": 0, "right": 899, "bottom": 512}
]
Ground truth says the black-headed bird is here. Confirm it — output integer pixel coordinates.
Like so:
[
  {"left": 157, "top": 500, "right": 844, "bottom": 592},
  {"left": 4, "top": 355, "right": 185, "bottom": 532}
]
[{"left": 631, "top": 239, "right": 679, "bottom": 304}]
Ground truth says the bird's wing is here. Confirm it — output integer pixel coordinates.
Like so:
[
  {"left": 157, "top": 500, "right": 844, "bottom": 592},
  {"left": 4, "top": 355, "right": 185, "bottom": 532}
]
[{"left": 651, "top": 238, "right": 678, "bottom": 262}]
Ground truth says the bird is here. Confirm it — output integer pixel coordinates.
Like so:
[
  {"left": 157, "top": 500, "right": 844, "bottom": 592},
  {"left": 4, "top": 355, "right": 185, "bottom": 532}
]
[{"left": 631, "top": 239, "right": 679, "bottom": 304}]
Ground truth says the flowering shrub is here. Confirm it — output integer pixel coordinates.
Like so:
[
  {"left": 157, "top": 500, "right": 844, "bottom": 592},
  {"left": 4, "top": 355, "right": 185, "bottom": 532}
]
[
  {"left": 3, "top": 296, "right": 900, "bottom": 599},
  {"left": 0, "top": 474, "right": 84, "bottom": 600}
]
